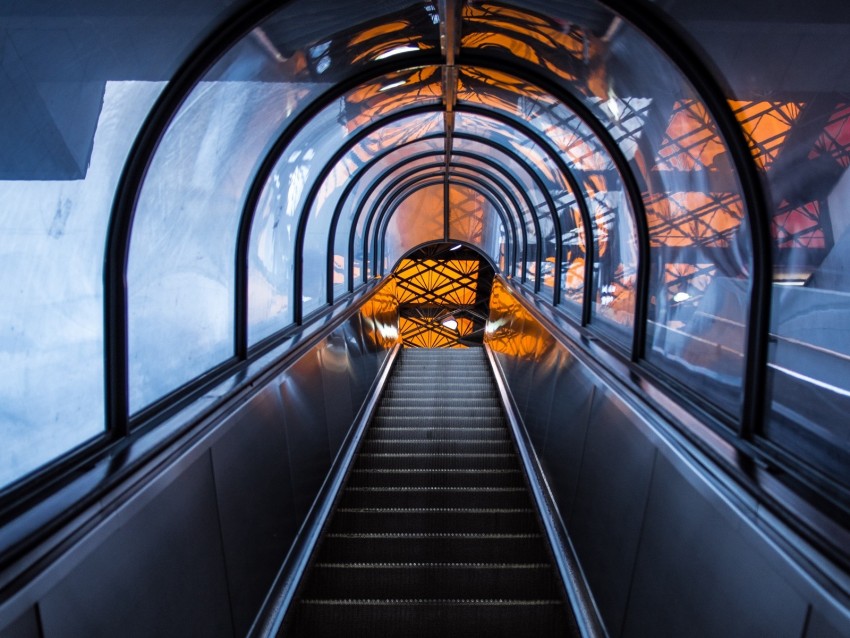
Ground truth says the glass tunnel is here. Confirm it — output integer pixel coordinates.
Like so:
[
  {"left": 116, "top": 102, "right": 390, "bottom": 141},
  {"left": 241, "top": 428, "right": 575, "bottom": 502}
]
[{"left": 2, "top": 1, "right": 850, "bottom": 636}]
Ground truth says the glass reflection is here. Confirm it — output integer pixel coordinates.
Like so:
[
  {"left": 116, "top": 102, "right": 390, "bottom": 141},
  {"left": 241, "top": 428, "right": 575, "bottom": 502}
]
[
  {"left": 659, "top": 2, "right": 850, "bottom": 481},
  {"left": 467, "top": 1, "right": 752, "bottom": 412},
  {"left": 304, "top": 113, "right": 444, "bottom": 315},
  {"left": 0, "top": 1, "right": 230, "bottom": 485}
]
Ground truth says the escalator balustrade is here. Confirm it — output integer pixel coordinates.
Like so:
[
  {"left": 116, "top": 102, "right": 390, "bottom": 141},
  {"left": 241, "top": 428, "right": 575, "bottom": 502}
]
[{"left": 284, "top": 347, "right": 578, "bottom": 637}]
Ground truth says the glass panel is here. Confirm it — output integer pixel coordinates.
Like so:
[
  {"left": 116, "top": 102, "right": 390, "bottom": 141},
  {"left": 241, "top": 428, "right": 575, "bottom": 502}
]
[
  {"left": 248, "top": 68, "right": 442, "bottom": 345},
  {"left": 658, "top": 4, "right": 850, "bottom": 478},
  {"left": 334, "top": 137, "right": 445, "bottom": 300},
  {"left": 384, "top": 184, "right": 446, "bottom": 268},
  {"left": 448, "top": 167, "right": 520, "bottom": 267},
  {"left": 454, "top": 113, "right": 564, "bottom": 286},
  {"left": 128, "top": 2, "right": 441, "bottom": 412},
  {"left": 0, "top": 3, "right": 228, "bottom": 486},
  {"left": 304, "top": 113, "right": 443, "bottom": 315},
  {"left": 448, "top": 183, "right": 505, "bottom": 265},
  {"left": 466, "top": 1, "right": 751, "bottom": 412},
  {"left": 457, "top": 65, "right": 628, "bottom": 326},
  {"left": 355, "top": 158, "right": 449, "bottom": 285},
  {"left": 452, "top": 137, "right": 546, "bottom": 281}
]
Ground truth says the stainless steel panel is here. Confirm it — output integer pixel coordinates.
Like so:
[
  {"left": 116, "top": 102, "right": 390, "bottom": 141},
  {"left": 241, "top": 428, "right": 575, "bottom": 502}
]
[
  {"left": 539, "top": 351, "right": 595, "bottom": 522},
  {"left": 524, "top": 329, "right": 560, "bottom": 451},
  {"left": 344, "top": 314, "right": 373, "bottom": 403},
  {"left": 0, "top": 607, "right": 39, "bottom": 638},
  {"left": 355, "top": 312, "right": 379, "bottom": 381},
  {"left": 570, "top": 389, "right": 657, "bottom": 638},
  {"left": 622, "top": 453, "right": 808, "bottom": 638},
  {"left": 318, "top": 333, "right": 355, "bottom": 454},
  {"left": 39, "top": 454, "right": 232, "bottom": 638},
  {"left": 279, "top": 349, "right": 331, "bottom": 522},
  {"left": 211, "top": 386, "right": 296, "bottom": 636}
]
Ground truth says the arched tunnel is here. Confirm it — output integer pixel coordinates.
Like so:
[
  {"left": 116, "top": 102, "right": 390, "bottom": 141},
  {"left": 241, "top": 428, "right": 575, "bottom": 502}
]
[{"left": 1, "top": 1, "right": 850, "bottom": 636}]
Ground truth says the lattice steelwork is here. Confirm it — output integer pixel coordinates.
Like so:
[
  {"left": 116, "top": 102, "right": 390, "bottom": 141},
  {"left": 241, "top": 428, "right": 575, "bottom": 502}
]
[
  {"left": 772, "top": 200, "right": 825, "bottom": 250},
  {"left": 810, "top": 103, "right": 850, "bottom": 169},
  {"left": 644, "top": 191, "right": 744, "bottom": 248},
  {"left": 657, "top": 99, "right": 728, "bottom": 172},
  {"left": 449, "top": 184, "right": 487, "bottom": 247},
  {"left": 392, "top": 245, "right": 493, "bottom": 348},
  {"left": 461, "top": 2, "right": 585, "bottom": 85}
]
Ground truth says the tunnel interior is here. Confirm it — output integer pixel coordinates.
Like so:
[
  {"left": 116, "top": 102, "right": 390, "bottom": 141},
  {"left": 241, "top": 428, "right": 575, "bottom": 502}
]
[{"left": 2, "top": 1, "right": 850, "bottom": 636}]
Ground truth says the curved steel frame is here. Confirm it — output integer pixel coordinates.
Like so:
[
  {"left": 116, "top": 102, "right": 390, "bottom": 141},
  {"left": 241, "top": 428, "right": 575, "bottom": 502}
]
[
  {"left": 595, "top": 0, "right": 772, "bottom": 441},
  {"left": 322, "top": 139, "right": 527, "bottom": 302},
  {"left": 360, "top": 139, "right": 548, "bottom": 290},
  {"left": 97, "top": 0, "right": 772, "bottom": 481},
  {"left": 387, "top": 237, "right": 501, "bottom": 275},
  {"left": 369, "top": 168, "right": 518, "bottom": 276},
  {"left": 358, "top": 165, "right": 515, "bottom": 280},
  {"left": 372, "top": 168, "right": 522, "bottom": 279},
  {"left": 348, "top": 144, "right": 540, "bottom": 284},
  {"left": 352, "top": 134, "right": 545, "bottom": 287},
  {"left": 290, "top": 105, "right": 444, "bottom": 323},
  {"left": 457, "top": 55, "right": 651, "bottom": 356},
  {"left": 339, "top": 134, "right": 543, "bottom": 291}
]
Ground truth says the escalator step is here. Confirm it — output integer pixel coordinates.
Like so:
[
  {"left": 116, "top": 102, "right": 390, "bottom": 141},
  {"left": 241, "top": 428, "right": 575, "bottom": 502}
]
[
  {"left": 329, "top": 507, "right": 539, "bottom": 534},
  {"left": 378, "top": 397, "right": 502, "bottom": 408},
  {"left": 367, "top": 426, "right": 509, "bottom": 441},
  {"left": 360, "top": 439, "right": 515, "bottom": 454},
  {"left": 339, "top": 486, "right": 531, "bottom": 509},
  {"left": 354, "top": 452, "right": 518, "bottom": 470},
  {"left": 373, "top": 415, "right": 505, "bottom": 428},
  {"left": 288, "top": 599, "right": 570, "bottom": 638},
  {"left": 347, "top": 468, "right": 526, "bottom": 488},
  {"left": 302, "top": 562, "right": 561, "bottom": 599},
  {"left": 317, "top": 532, "right": 550, "bottom": 563},
  {"left": 282, "top": 347, "right": 576, "bottom": 637},
  {"left": 376, "top": 406, "right": 504, "bottom": 418}
]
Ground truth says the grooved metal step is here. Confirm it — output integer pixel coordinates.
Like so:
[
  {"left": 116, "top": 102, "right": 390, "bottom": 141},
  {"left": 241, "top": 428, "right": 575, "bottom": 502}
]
[
  {"left": 367, "top": 426, "right": 509, "bottom": 441},
  {"left": 283, "top": 347, "right": 576, "bottom": 637},
  {"left": 302, "top": 562, "right": 561, "bottom": 599},
  {"left": 360, "top": 439, "right": 515, "bottom": 454},
  {"left": 354, "top": 451, "right": 519, "bottom": 471},
  {"left": 317, "top": 532, "right": 550, "bottom": 563},
  {"left": 339, "top": 486, "right": 532, "bottom": 509},
  {"left": 347, "top": 468, "right": 526, "bottom": 488}
]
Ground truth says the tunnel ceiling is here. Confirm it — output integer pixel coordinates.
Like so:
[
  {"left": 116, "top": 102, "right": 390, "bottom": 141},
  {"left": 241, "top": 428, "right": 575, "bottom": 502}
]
[{"left": 4, "top": 0, "right": 850, "bottom": 521}]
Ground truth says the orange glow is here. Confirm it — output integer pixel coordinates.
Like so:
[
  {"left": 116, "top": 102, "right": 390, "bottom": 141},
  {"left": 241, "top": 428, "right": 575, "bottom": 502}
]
[
  {"left": 462, "top": 3, "right": 584, "bottom": 85},
  {"left": 486, "top": 279, "right": 553, "bottom": 359},
  {"left": 360, "top": 278, "right": 400, "bottom": 348},
  {"left": 657, "top": 100, "right": 727, "bottom": 171},
  {"left": 343, "top": 67, "right": 442, "bottom": 130},
  {"left": 395, "top": 259, "right": 479, "bottom": 306},
  {"left": 730, "top": 101, "right": 803, "bottom": 169},
  {"left": 350, "top": 21, "right": 412, "bottom": 46},
  {"left": 393, "top": 257, "right": 484, "bottom": 348},
  {"left": 449, "top": 185, "right": 487, "bottom": 245},
  {"left": 645, "top": 192, "right": 744, "bottom": 247}
]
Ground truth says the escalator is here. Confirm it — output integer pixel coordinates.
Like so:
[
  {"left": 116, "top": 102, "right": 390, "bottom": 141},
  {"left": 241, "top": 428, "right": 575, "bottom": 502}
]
[{"left": 283, "top": 347, "right": 579, "bottom": 637}]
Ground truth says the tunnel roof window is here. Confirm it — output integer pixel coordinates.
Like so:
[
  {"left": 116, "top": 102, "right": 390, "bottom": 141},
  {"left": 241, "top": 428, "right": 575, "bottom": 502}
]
[
  {"left": 3, "top": 0, "right": 849, "bottom": 533},
  {"left": 0, "top": 1, "right": 250, "bottom": 488}
]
